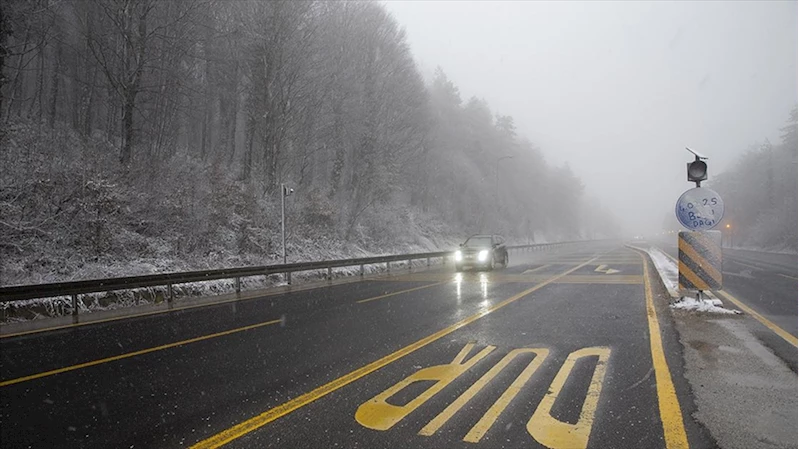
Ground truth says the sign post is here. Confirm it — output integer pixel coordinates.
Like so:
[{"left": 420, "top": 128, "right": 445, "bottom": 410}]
[{"left": 675, "top": 148, "right": 724, "bottom": 299}]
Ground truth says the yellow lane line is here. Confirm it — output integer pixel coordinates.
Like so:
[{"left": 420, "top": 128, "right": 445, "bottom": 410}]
[
  {"left": 1, "top": 276, "right": 367, "bottom": 339},
  {"left": 357, "top": 282, "right": 445, "bottom": 304},
  {"left": 522, "top": 264, "right": 552, "bottom": 274},
  {"left": 636, "top": 250, "right": 689, "bottom": 449},
  {"left": 730, "top": 260, "right": 765, "bottom": 271},
  {"left": 715, "top": 290, "right": 797, "bottom": 347},
  {"left": 660, "top": 249, "right": 797, "bottom": 347},
  {"left": 189, "top": 256, "right": 600, "bottom": 449},
  {"left": 0, "top": 319, "right": 281, "bottom": 388}
]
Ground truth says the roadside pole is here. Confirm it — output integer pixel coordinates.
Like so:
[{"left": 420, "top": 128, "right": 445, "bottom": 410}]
[
  {"left": 281, "top": 183, "right": 294, "bottom": 282},
  {"left": 281, "top": 183, "right": 286, "bottom": 264}
]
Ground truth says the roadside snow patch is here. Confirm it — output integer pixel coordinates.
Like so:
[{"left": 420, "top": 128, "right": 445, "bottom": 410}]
[
  {"left": 646, "top": 247, "right": 679, "bottom": 297},
  {"left": 671, "top": 297, "right": 741, "bottom": 314}
]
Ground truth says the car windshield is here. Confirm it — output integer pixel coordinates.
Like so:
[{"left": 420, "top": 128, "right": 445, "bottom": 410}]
[{"left": 463, "top": 236, "right": 493, "bottom": 247}]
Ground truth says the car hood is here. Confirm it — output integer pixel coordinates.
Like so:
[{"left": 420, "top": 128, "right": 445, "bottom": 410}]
[{"left": 459, "top": 246, "right": 492, "bottom": 253}]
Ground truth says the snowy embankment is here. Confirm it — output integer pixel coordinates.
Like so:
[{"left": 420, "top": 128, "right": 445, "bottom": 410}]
[
  {"left": 643, "top": 246, "right": 740, "bottom": 315},
  {"left": 0, "top": 244, "right": 452, "bottom": 323}
]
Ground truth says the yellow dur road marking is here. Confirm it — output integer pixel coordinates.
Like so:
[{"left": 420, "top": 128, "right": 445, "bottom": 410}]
[
  {"left": 522, "top": 264, "right": 552, "bottom": 274},
  {"left": 0, "top": 319, "right": 281, "bottom": 387},
  {"left": 189, "top": 256, "right": 600, "bottom": 449},
  {"left": 678, "top": 238, "right": 722, "bottom": 282},
  {"left": 1, "top": 275, "right": 371, "bottom": 339},
  {"left": 356, "top": 343, "right": 496, "bottom": 430},
  {"left": 715, "top": 290, "right": 797, "bottom": 347},
  {"left": 636, "top": 250, "right": 689, "bottom": 449},
  {"left": 526, "top": 347, "right": 611, "bottom": 449},
  {"left": 662, "top": 249, "right": 797, "bottom": 348},
  {"left": 422, "top": 348, "right": 549, "bottom": 441},
  {"left": 356, "top": 282, "right": 445, "bottom": 304}
]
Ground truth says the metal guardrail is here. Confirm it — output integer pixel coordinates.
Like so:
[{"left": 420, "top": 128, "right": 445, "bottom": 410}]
[{"left": 0, "top": 241, "right": 576, "bottom": 321}]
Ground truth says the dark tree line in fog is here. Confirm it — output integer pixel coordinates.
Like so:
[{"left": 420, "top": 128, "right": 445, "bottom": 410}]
[
  {"left": 711, "top": 107, "right": 797, "bottom": 250},
  {"left": 1, "top": 0, "right": 616, "bottom": 282}
]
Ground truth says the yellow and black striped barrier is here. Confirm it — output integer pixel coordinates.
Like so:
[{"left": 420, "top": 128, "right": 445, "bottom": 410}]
[{"left": 678, "top": 231, "right": 722, "bottom": 292}]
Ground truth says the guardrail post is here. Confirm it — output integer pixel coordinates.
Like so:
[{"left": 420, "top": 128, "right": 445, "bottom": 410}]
[
  {"left": 286, "top": 272, "right": 292, "bottom": 285},
  {"left": 327, "top": 267, "right": 332, "bottom": 280},
  {"left": 235, "top": 277, "right": 241, "bottom": 293},
  {"left": 427, "top": 257, "right": 431, "bottom": 267},
  {"left": 408, "top": 260, "right": 412, "bottom": 271},
  {"left": 387, "top": 262, "right": 391, "bottom": 273},
  {"left": 167, "top": 284, "right": 174, "bottom": 309},
  {"left": 360, "top": 264, "right": 365, "bottom": 276},
  {"left": 71, "top": 294, "right": 79, "bottom": 323}
]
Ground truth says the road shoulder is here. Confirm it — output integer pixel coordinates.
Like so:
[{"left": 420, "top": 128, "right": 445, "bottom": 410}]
[{"left": 640, "top": 244, "right": 798, "bottom": 449}]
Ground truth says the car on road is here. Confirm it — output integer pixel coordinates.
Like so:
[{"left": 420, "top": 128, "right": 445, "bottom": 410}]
[{"left": 454, "top": 234, "right": 509, "bottom": 271}]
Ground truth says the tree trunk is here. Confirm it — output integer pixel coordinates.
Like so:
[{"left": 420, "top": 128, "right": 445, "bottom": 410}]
[
  {"left": 329, "top": 103, "right": 345, "bottom": 199},
  {"left": 120, "top": 90, "right": 135, "bottom": 165},
  {"left": 32, "top": 43, "right": 45, "bottom": 122},
  {"left": 243, "top": 117, "right": 255, "bottom": 181},
  {"left": 82, "top": 66, "right": 96, "bottom": 138},
  {"left": 4, "top": 21, "right": 31, "bottom": 122},
  {"left": 0, "top": 2, "right": 7, "bottom": 119},
  {"left": 227, "top": 60, "right": 240, "bottom": 166},
  {"left": 48, "top": 37, "right": 62, "bottom": 129}
]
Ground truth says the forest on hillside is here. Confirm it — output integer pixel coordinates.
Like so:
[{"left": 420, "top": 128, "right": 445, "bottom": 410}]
[
  {"left": 711, "top": 107, "right": 798, "bottom": 250},
  {"left": 0, "top": 0, "right": 618, "bottom": 285}
]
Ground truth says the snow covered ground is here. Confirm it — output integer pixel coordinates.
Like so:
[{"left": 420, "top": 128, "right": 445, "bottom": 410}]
[
  {"left": 670, "top": 296, "right": 740, "bottom": 315},
  {"left": 647, "top": 246, "right": 680, "bottom": 297}
]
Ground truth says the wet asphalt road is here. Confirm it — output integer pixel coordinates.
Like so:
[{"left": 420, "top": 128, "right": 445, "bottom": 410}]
[{"left": 1, "top": 242, "right": 716, "bottom": 448}]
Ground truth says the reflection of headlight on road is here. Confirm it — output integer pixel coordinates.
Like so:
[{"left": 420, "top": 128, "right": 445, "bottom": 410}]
[
  {"left": 455, "top": 251, "right": 463, "bottom": 262},
  {"left": 478, "top": 250, "right": 489, "bottom": 262}
]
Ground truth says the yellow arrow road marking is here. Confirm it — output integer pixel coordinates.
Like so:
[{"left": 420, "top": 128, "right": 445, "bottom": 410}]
[{"left": 594, "top": 264, "right": 620, "bottom": 275}]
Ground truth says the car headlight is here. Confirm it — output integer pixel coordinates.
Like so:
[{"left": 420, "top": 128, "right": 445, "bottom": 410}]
[
  {"left": 455, "top": 250, "right": 463, "bottom": 262},
  {"left": 478, "top": 250, "right": 489, "bottom": 262}
]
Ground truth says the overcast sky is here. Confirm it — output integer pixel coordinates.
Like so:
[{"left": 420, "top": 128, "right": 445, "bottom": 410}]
[{"left": 382, "top": 0, "right": 798, "bottom": 235}]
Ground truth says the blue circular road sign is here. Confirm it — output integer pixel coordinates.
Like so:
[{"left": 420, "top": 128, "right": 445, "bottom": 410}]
[{"left": 675, "top": 187, "right": 724, "bottom": 231}]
